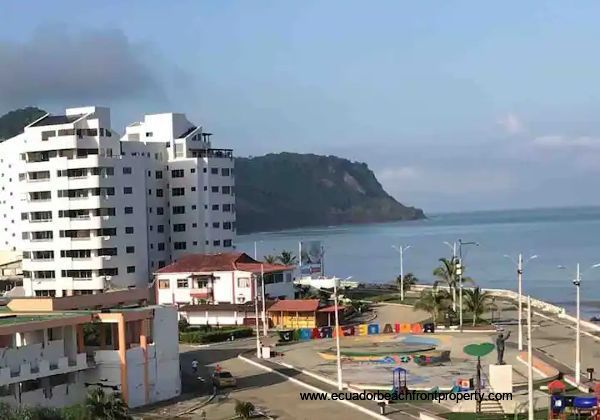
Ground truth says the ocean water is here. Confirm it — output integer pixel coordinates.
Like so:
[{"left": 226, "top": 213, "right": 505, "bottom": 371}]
[{"left": 237, "top": 207, "right": 600, "bottom": 318}]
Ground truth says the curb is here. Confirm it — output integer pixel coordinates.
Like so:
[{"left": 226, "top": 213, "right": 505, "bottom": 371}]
[{"left": 238, "top": 354, "right": 388, "bottom": 420}]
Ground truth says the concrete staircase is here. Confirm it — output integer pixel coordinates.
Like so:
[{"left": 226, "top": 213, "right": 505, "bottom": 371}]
[{"left": 479, "top": 398, "right": 505, "bottom": 415}]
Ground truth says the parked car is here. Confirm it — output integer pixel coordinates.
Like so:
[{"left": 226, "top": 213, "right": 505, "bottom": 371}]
[{"left": 212, "top": 371, "right": 237, "bottom": 388}]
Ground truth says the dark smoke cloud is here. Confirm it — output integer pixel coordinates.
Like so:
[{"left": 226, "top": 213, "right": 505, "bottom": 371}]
[{"left": 0, "top": 26, "right": 162, "bottom": 107}]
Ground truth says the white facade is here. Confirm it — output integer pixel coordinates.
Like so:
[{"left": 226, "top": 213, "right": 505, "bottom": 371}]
[
  {"left": 157, "top": 269, "right": 295, "bottom": 306},
  {"left": 0, "top": 305, "right": 180, "bottom": 410},
  {"left": 0, "top": 106, "right": 235, "bottom": 297}
]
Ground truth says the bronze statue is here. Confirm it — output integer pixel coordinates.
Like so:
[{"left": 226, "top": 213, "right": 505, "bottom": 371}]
[{"left": 496, "top": 331, "right": 511, "bottom": 365}]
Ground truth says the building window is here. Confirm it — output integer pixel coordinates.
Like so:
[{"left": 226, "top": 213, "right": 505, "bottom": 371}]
[
  {"left": 157, "top": 207, "right": 164, "bottom": 215},
  {"left": 192, "top": 205, "right": 197, "bottom": 210},
  {"left": 126, "top": 246, "right": 135, "bottom": 254},
  {"left": 157, "top": 225, "right": 164, "bottom": 233},
  {"left": 213, "top": 240, "right": 221, "bottom": 246},
  {"left": 156, "top": 189, "right": 163, "bottom": 197},
  {"left": 212, "top": 204, "right": 219, "bottom": 211},
  {"left": 191, "top": 168, "right": 196, "bottom": 173},
  {"left": 224, "top": 239, "right": 232, "bottom": 247},
  {"left": 212, "top": 222, "right": 220, "bottom": 228},
  {"left": 222, "top": 186, "right": 231, "bottom": 194},
  {"left": 155, "top": 170, "right": 163, "bottom": 179},
  {"left": 146, "top": 132, "right": 153, "bottom": 137},
  {"left": 158, "top": 261, "right": 166, "bottom": 268},
  {"left": 35, "top": 290, "right": 56, "bottom": 297},
  {"left": 223, "top": 222, "right": 232, "bottom": 230},
  {"left": 158, "top": 279, "right": 170, "bottom": 289},
  {"left": 193, "top": 241, "right": 198, "bottom": 246},
  {"left": 237, "top": 277, "right": 251, "bottom": 288},
  {"left": 125, "top": 227, "right": 134, "bottom": 234},
  {"left": 211, "top": 186, "right": 219, "bottom": 193},
  {"left": 127, "top": 266, "right": 136, "bottom": 273},
  {"left": 211, "top": 168, "right": 218, "bottom": 174},
  {"left": 158, "top": 242, "right": 165, "bottom": 251},
  {"left": 124, "top": 207, "right": 133, "bottom": 214},
  {"left": 223, "top": 204, "right": 231, "bottom": 212},
  {"left": 123, "top": 167, "right": 132, "bottom": 174},
  {"left": 174, "top": 242, "right": 187, "bottom": 250},
  {"left": 177, "top": 279, "right": 188, "bottom": 288},
  {"left": 148, "top": 189, "right": 152, "bottom": 196},
  {"left": 172, "top": 188, "right": 184, "bottom": 196},
  {"left": 192, "top": 223, "right": 197, "bottom": 228},
  {"left": 171, "top": 169, "right": 184, "bottom": 178},
  {"left": 172, "top": 206, "right": 185, "bottom": 214},
  {"left": 173, "top": 224, "right": 186, "bottom": 232},
  {"left": 123, "top": 187, "right": 132, "bottom": 194},
  {"left": 191, "top": 186, "right": 196, "bottom": 191},
  {"left": 222, "top": 168, "right": 230, "bottom": 176}
]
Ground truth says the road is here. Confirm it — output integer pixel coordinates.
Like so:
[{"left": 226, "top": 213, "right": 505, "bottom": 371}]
[
  {"left": 496, "top": 300, "right": 600, "bottom": 379},
  {"left": 179, "top": 338, "right": 371, "bottom": 419}
]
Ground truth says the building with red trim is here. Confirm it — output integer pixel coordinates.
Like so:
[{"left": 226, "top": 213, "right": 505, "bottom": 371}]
[{"left": 154, "top": 253, "right": 296, "bottom": 323}]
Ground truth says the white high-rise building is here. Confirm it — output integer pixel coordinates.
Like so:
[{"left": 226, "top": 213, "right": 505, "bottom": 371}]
[{"left": 0, "top": 106, "right": 236, "bottom": 297}]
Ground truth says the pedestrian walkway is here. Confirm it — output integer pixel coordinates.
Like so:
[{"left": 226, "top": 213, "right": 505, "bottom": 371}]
[{"left": 244, "top": 354, "right": 448, "bottom": 419}]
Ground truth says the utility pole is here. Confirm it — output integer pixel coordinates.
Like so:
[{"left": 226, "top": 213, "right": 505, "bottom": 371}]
[
  {"left": 458, "top": 239, "right": 479, "bottom": 332},
  {"left": 333, "top": 278, "right": 342, "bottom": 390},
  {"left": 253, "top": 274, "right": 261, "bottom": 358},
  {"left": 261, "top": 264, "right": 267, "bottom": 337}
]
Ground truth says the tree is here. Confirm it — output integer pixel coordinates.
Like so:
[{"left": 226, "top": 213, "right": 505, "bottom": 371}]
[
  {"left": 463, "top": 287, "right": 492, "bottom": 326},
  {"left": 234, "top": 400, "right": 255, "bottom": 419},
  {"left": 85, "top": 388, "right": 131, "bottom": 420},
  {"left": 277, "top": 250, "right": 297, "bottom": 265},
  {"left": 263, "top": 255, "right": 277, "bottom": 264},
  {"left": 413, "top": 286, "right": 450, "bottom": 324},
  {"left": 395, "top": 272, "right": 418, "bottom": 294},
  {"left": 433, "top": 257, "right": 473, "bottom": 311}
]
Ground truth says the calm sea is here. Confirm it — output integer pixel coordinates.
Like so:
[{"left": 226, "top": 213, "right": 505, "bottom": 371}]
[{"left": 237, "top": 207, "right": 600, "bottom": 318}]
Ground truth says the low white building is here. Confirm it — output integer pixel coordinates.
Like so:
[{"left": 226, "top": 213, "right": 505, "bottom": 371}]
[
  {"left": 0, "top": 288, "right": 180, "bottom": 409},
  {"left": 155, "top": 252, "right": 295, "bottom": 324}
]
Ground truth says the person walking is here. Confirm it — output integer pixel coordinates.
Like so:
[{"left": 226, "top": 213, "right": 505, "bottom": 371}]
[{"left": 192, "top": 359, "right": 199, "bottom": 375}]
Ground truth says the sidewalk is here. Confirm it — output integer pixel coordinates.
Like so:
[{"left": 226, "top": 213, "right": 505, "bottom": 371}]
[{"left": 240, "top": 353, "right": 449, "bottom": 420}]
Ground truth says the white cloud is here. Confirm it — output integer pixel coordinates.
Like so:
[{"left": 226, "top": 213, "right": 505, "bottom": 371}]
[
  {"left": 533, "top": 135, "right": 600, "bottom": 150},
  {"left": 497, "top": 113, "right": 524, "bottom": 135}
]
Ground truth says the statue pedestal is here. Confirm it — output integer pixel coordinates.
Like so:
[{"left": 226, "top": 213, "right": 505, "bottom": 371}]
[{"left": 488, "top": 364, "right": 513, "bottom": 393}]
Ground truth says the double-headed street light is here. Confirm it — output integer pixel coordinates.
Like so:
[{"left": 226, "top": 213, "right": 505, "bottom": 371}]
[
  {"left": 392, "top": 245, "right": 412, "bottom": 301},
  {"left": 504, "top": 254, "right": 538, "bottom": 351},
  {"left": 558, "top": 262, "right": 600, "bottom": 385}
]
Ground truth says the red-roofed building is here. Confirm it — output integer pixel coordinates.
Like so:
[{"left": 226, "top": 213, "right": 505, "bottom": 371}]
[{"left": 154, "top": 253, "right": 296, "bottom": 315}]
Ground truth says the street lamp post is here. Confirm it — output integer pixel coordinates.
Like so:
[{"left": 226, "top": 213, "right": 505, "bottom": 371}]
[
  {"left": 504, "top": 254, "right": 538, "bottom": 351},
  {"left": 558, "top": 262, "right": 600, "bottom": 385},
  {"left": 313, "top": 277, "right": 344, "bottom": 390},
  {"left": 392, "top": 245, "right": 412, "bottom": 301},
  {"left": 527, "top": 295, "right": 533, "bottom": 420},
  {"left": 458, "top": 239, "right": 479, "bottom": 332}
]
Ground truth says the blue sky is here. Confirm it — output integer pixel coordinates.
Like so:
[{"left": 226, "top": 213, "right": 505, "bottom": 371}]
[{"left": 2, "top": 1, "right": 600, "bottom": 212}]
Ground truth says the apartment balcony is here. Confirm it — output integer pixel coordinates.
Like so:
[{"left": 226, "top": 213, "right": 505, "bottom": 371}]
[{"left": 0, "top": 341, "right": 89, "bottom": 386}]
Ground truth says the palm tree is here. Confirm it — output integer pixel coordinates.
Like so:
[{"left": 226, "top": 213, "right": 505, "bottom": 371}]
[
  {"left": 234, "top": 400, "right": 255, "bottom": 419},
  {"left": 263, "top": 255, "right": 277, "bottom": 264},
  {"left": 413, "top": 286, "right": 450, "bottom": 323},
  {"left": 433, "top": 257, "right": 458, "bottom": 310},
  {"left": 86, "top": 388, "right": 131, "bottom": 420},
  {"left": 463, "top": 287, "right": 492, "bottom": 326},
  {"left": 277, "top": 250, "right": 297, "bottom": 265},
  {"left": 433, "top": 257, "right": 473, "bottom": 311},
  {"left": 395, "top": 273, "right": 418, "bottom": 294}
]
